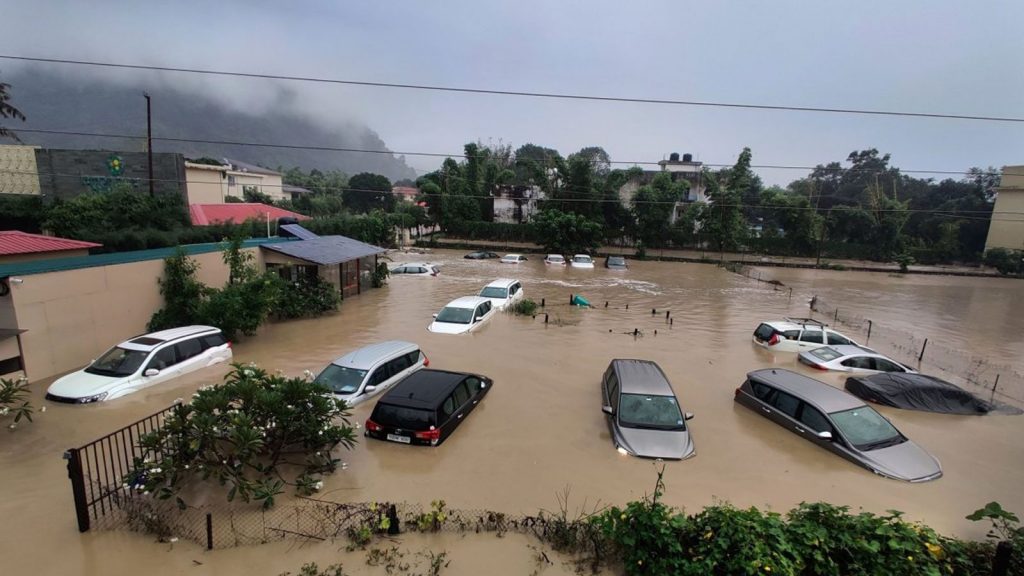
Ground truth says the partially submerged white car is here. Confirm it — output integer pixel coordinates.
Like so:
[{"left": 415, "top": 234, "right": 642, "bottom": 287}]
[
  {"left": 752, "top": 318, "right": 859, "bottom": 353},
  {"left": 570, "top": 254, "right": 595, "bottom": 269},
  {"left": 478, "top": 278, "right": 525, "bottom": 311},
  {"left": 500, "top": 254, "right": 528, "bottom": 264},
  {"left": 46, "top": 326, "right": 232, "bottom": 403},
  {"left": 313, "top": 340, "right": 428, "bottom": 407},
  {"left": 428, "top": 296, "right": 497, "bottom": 334},
  {"left": 799, "top": 345, "right": 917, "bottom": 375}
]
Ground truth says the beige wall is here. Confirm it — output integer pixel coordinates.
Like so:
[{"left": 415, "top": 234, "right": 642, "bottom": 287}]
[
  {"left": 0, "top": 249, "right": 91, "bottom": 265},
  {"left": 185, "top": 165, "right": 228, "bottom": 204},
  {"left": 0, "top": 145, "right": 41, "bottom": 196},
  {"left": 985, "top": 165, "right": 1024, "bottom": 252},
  {"left": 9, "top": 248, "right": 259, "bottom": 382},
  {"left": 228, "top": 172, "right": 286, "bottom": 202}
]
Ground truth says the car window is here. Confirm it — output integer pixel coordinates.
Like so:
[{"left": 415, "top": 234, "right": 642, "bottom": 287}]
[
  {"left": 750, "top": 380, "right": 773, "bottom": 401},
  {"left": 799, "top": 404, "right": 833, "bottom": 433},
  {"left": 841, "top": 356, "right": 875, "bottom": 370},
  {"left": 873, "top": 358, "right": 905, "bottom": 372},
  {"left": 618, "top": 394, "right": 685, "bottom": 430},
  {"left": 464, "top": 377, "right": 481, "bottom": 398},
  {"left": 826, "top": 331, "right": 852, "bottom": 345},
  {"left": 368, "top": 365, "right": 390, "bottom": 386},
  {"left": 391, "top": 267, "right": 404, "bottom": 274},
  {"left": 200, "top": 333, "right": 228, "bottom": 349},
  {"left": 798, "top": 329, "right": 824, "bottom": 343},
  {"left": 389, "top": 353, "right": 412, "bottom": 374},
  {"left": 442, "top": 396, "right": 456, "bottom": 417},
  {"left": 373, "top": 404, "right": 434, "bottom": 428},
  {"left": 782, "top": 330, "right": 801, "bottom": 340},
  {"left": 453, "top": 382, "right": 471, "bottom": 406},
  {"left": 418, "top": 267, "right": 428, "bottom": 274},
  {"left": 769, "top": 389, "right": 801, "bottom": 418},
  {"left": 607, "top": 372, "right": 620, "bottom": 406},
  {"left": 314, "top": 365, "right": 367, "bottom": 395},
  {"left": 406, "top": 351, "right": 421, "bottom": 367},
  {"left": 810, "top": 347, "right": 843, "bottom": 361},
  {"left": 436, "top": 306, "right": 473, "bottom": 324},
  {"left": 146, "top": 346, "right": 178, "bottom": 372},
  {"left": 175, "top": 338, "right": 203, "bottom": 362}
]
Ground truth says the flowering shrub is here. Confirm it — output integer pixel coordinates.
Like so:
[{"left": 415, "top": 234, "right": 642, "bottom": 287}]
[
  {"left": 124, "top": 363, "right": 357, "bottom": 509},
  {"left": 1, "top": 376, "right": 40, "bottom": 430}
]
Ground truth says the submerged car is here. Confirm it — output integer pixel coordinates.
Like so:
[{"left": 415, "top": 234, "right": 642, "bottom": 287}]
[
  {"left": 752, "top": 318, "right": 859, "bottom": 353},
  {"left": 570, "top": 254, "right": 594, "bottom": 269},
  {"left": 605, "top": 256, "right": 628, "bottom": 270},
  {"left": 427, "top": 296, "right": 497, "bottom": 334},
  {"left": 735, "top": 368, "right": 942, "bottom": 482},
  {"left": 390, "top": 262, "right": 440, "bottom": 276},
  {"left": 845, "top": 372, "right": 1015, "bottom": 415},
  {"left": 46, "top": 326, "right": 232, "bottom": 403},
  {"left": 464, "top": 251, "right": 499, "bottom": 260},
  {"left": 544, "top": 254, "right": 566, "bottom": 266},
  {"left": 365, "top": 369, "right": 493, "bottom": 446},
  {"left": 478, "top": 278, "right": 525, "bottom": 310},
  {"left": 500, "top": 254, "right": 528, "bottom": 264},
  {"left": 601, "top": 359, "right": 695, "bottom": 459},
  {"left": 798, "top": 345, "right": 915, "bottom": 374},
  {"left": 313, "top": 341, "right": 428, "bottom": 407}
]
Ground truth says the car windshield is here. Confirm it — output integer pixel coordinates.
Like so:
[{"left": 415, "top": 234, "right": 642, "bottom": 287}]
[
  {"left": 479, "top": 287, "right": 509, "bottom": 299},
  {"left": 85, "top": 346, "right": 149, "bottom": 377},
  {"left": 573, "top": 256, "right": 591, "bottom": 263},
  {"left": 314, "top": 364, "right": 368, "bottom": 395},
  {"left": 436, "top": 306, "right": 474, "bottom": 324},
  {"left": 373, "top": 403, "right": 434, "bottom": 428},
  {"left": 829, "top": 406, "right": 904, "bottom": 450},
  {"left": 811, "top": 347, "right": 843, "bottom": 361},
  {"left": 618, "top": 394, "right": 686, "bottom": 430},
  {"left": 608, "top": 257, "right": 625, "bottom": 265}
]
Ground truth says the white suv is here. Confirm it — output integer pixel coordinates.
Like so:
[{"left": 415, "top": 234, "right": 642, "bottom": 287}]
[
  {"left": 752, "top": 318, "right": 859, "bottom": 353},
  {"left": 46, "top": 326, "right": 232, "bottom": 403},
  {"left": 478, "top": 278, "right": 525, "bottom": 311}
]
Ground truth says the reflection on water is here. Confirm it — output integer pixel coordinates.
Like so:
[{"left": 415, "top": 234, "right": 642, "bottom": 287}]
[{"left": 3, "top": 248, "right": 1023, "bottom": 574}]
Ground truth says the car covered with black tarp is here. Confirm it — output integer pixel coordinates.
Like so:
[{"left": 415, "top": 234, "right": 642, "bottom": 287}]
[{"left": 844, "top": 373, "right": 1021, "bottom": 415}]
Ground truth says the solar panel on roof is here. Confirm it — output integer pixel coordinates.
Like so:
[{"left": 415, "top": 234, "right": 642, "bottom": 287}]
[{"left": 280, "top": 224, "right": 319, "bottom": 240}]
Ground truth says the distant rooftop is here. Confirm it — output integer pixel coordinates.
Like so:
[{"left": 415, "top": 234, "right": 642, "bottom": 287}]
[
  {"left": 189, "top": 203, "right": 310, "bottom": 226},
  {"left": 0, "top": 231, "right": 101, "bottom": 256},
  {"left": 224, "top": 158, "right": 280, "bottom": 176},
  {"left": 282, "top": 184, "right": 313, "bottom": 195}
]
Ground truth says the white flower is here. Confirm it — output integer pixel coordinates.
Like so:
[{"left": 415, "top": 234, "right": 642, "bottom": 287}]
[
  {"left": 0, "top": 407, "right": 9, "bottom": 416},
  {"left": 8, "top": 423, "right": 16, "bottom": 430},
  {"left": 303, "top": 370, "right": 314, "bottom": 380},
  {"left": 39, "top": 406, "right": 47, "bottom": 413},
  {"left": 314, "top": 481, "right": 323, "bottom": 491},
  {"left": 173, "top": 398, "right": 183, "bottom": 404},
  {"left": 318, "top": 430, "right": 323, "bottom": 436},
  {"left": 341, "top": 463, "right": 349, "bottom": 471},
  {"left": 184, "top": 465, "right": 190, "bottom": 470},
  {"left": 243, "top": 369, "right": 254, "bottom": 377}
]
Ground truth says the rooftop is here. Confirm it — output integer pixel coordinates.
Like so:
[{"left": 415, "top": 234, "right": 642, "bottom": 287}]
[
  {"left": 332, "top": 340, "right": 419, "bottom": 370},
  {"left": 189, "top": 203, "right": 310, "bottom": 226},
  {"left": 748, "top": 369, "right": 864, "bottom": 413},
  {"left": 224, "top": 158, "right": 280, "bottom": 176},
  {"left": 260, "top": 235, "right": 385, "bottom": 266},
  {"left": 0, "top": 231, "right": 101, "bottom": 256},
  {"left": 611, "top": 359, "right": 675, "bottom": 396},
  {"left": 382, "top": 369, "right": 470, "bottom": 409}
]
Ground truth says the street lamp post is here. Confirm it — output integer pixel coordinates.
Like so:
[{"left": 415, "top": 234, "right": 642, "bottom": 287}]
[{"left": 144, "top": 92, "right": 154, "bottom": 197}]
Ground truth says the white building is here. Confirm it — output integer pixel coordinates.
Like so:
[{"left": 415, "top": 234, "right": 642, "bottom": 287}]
[{"left": 493, "top": 185, "right": 545, "bottom": 224}]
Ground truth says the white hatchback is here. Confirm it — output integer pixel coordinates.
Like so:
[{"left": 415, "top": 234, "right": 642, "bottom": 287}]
[
  {"left": 571, "top": 254, "right": 595, "bottom": 268},
  {"left": 428, "top": 296, "right": 498, "bottom": 334},
  {"left": 500, "top": 254, "right": 528, "bottom": 264},
  {"left": 752, "top": 318, "right": 859, "bottom": 353},
  {"left": 544, "top": 254, "right": 566, "bottom": 266},
  {"left": 478, "top": 278, "right": 525, "bottom": 310},
  {"left": 45, "top": 326, "right": 233, "bottom": 403},
  {"left": 390, "top": 262, "right": 440, "bottom": 276},
  {"left": 313, "top": 340, "right": 428, "bottom": 407}
]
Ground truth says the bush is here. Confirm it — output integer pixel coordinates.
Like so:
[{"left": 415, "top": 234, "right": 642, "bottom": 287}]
[
  {"left": 0, "top": 376, "right": 35, "bottom": 430},
  {"left": 984, "top": 248, "right": 1024, "bottom": 276},
  {"left": 124, "top": 363, "right": 357, "bottom": 509},
  {"left": 509, "top": 298, "right": 538, "bottom": 316},
  {"left": 275, "top": 276, "right": 340, "bottom": 319}
]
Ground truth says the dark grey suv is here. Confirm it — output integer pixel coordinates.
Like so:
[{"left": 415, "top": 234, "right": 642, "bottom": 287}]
[
  {"left": 601, "top": 359, "right": 694, "bottom": 459},
  {"left": 735, "top": 369, "right": 942, "bottom": 482}
]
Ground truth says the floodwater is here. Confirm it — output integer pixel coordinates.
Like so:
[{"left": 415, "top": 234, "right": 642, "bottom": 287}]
[{"left": 3, "top": 249, "right": 1023, "bottom": 575}]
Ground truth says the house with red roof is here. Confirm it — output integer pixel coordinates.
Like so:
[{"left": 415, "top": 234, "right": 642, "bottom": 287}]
[
  {"left": 188, "top": 203, "right": 310, "bottom": 226},
  {"left": 0, "top": 231, "right": 101, "bottom": 264}
]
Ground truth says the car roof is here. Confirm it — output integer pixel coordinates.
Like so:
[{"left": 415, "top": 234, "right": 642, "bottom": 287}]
[
  {"left": 484, "top": 278, "right": 519, "bottom": 288},
  {"left": 502, "top": 253, "right": 523, "bottom": 257},
  {"left": 546, "top": 254, "right": 563, "bottom": 258},
  {"left": 443, "top": 296, "right": 491, "bottom": 309},
  {"left": 393, "top": 261, "right": 435, "bottom": 267},
  {"left": 379, "top": 369, "right": 473, "bottom": 409},
  {"left": 120, "top": 325, "right": 220, "bottom": 351},
  {"left": 819, "top": 344, "right": 878, "bottom": 357},
  {"left": 763, "top": 320, "right": 827, "bottom": 331},
  {"left": 573, "top": 254, "right": 591, "bottom": 258},
  {"left": 331, "top": 340, "right": 419, "bottom": 370},
  {"left": 748, "top": 368, "right": 864, "bottom": 413},
  {"left": 611, "top": 359, "right": 675, "bottom": 396}
]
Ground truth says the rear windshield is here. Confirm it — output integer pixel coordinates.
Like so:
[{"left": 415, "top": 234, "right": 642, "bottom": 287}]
[
  {"left": 547, "top": 255, "right": 564, "bottom": 261},
  {"left": 373, "top": 403, "right": 434, "bottom": 429},
  {"left": 436, "top": 306, "right": 473, "bottom": 324},
  {"left": 573, "top": 256, "right": 591, "bottom": 263},
  {"left": 618, "top": 394, "right": 686, "bottom": 431},
  {"left": 608, "top": 257, "right": 625, "bottom": 265},
  {"left": 811, "top": 347, "right": 843, "bottom": 361},
  {"left": 315, "top": 364, "right": 367, "bottom": 395},
  {"left": 479, "top": 287, "right": 508, "bottom": 299}
]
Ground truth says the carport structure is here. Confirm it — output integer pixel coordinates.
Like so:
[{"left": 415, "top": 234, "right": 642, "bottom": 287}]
[{"left": 261, "top": 233, "right": 386, "bottom": 298}]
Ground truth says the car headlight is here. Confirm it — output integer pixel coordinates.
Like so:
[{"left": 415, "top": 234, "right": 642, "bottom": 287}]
[
  {"left": 616, "top": 446, "right": 631, "bottom": 456},
  {"left": 78, "top": 392, "right": 108, "bottom": 404}
]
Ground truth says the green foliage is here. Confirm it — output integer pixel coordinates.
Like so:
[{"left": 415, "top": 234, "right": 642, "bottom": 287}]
[
  {"left": 279, "top": 562, "right": 348, "bottom": 576},
  {"left": 0, "top": 195, "right": 44, "bottom": 232},
  {"left": 242, "top": 185, "right": 275, "bottom": 205},
  {"left": 305, "top": 212, "right": 393, "bottom": 247},
  {"left": 968, "top": 502, "right": 1024, "bottom": 572},
  {"left": 42, "top": 184, "right": 190, "bottom": 240},
  {"left": 532, "top": 209, "right": 603, "bottom": 255},
  {"left": 0, "top": 79, "right": 27, "bottom": 141},
  {"left": 124, "top": 364, "right": 357, "bottom": 509},
  {"left": 148, "top": 248, "right": 206, "bottom": 333},
  {"left": 894, "top": 252, "right": 915, "bottom": 273},
  {"left": 444, "top": 219, "right": 537, "bottom": 243},
  {"left": 0, "top": 376, "right": 35, "bottom": 430},
  {"left": 372, "top": 262, "right": 390, "bottom": 288},
  {"left": 700, "top": 149, "right": 752, "bottom": 252},
  {"left": 681, "top": 504, "right": 798, "bottom": 575},
  {"left": 509, "top": 298, "right": 538, "bottom": 316},
  {"left": 344, "top": 173, "right": 394, "bottom": 213},
  {"left": 631, "top": 172, "right": 688, "bottom": 250},
  {"left": 414, "top": 500, "right": 448, "bottom": 532},
  {"left": 275, "top": 276, "right": 340, "bottom": 319},
  {"left": 984, "top": 248, "right": 1024, "bottom": 276}
]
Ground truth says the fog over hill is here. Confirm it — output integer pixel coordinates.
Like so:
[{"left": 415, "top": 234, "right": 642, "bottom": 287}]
[{"left": 3, "top": 67, "right": 417, "bottom": 181}]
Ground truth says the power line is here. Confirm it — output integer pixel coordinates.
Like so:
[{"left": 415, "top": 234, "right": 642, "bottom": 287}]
[
  {"left": 2, "top": 54, "right": 1023, "bottom": 124},
  {"left": 11, "top": 127, "right": 1013, "bottom": 178}
]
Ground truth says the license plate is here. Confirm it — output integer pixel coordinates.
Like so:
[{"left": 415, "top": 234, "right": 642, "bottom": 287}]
[{"left": 386, "top": 434, "right": 411, "bottom": 444}]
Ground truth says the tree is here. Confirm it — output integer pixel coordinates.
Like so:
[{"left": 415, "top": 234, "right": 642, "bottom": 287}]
[
  {"left": 532, "top": 209, "right": 603, "bottom": 255},
  {"left": 0, "top": 80, "right": 26, "bottom": 141},
  {"left": 570, "top": 146, "right": 612, "bottom": 177},
  {"left": 759, "top": 186, "right": 822, "bottom": 256},
  {"left": 344, "top": 173, "right": 395, "bottom": 213},
  {"left": 700, "top": 149, "right": 751, "bottom": 252},
  {"left": 631, "top": 172, "right": 688, "bottom": 250}
]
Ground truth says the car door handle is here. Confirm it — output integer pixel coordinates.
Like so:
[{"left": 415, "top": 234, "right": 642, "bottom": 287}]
[
  {"left": 457, "top": 414, "right": 464, "bottom": 419},
  {"left": 761, "top": 407, "right": 771, "bottom": 413},
  {"left": 795, "top": 427, "right": 806, "bottom": 433}
]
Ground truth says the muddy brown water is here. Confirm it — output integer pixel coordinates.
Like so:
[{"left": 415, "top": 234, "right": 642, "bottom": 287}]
[{"left": 3, "top": 249, "right": 1023, "bottom": 574}]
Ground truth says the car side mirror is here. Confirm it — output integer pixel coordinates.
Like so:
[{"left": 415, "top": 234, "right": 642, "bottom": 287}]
[
  {"left": 144, "top": 368, "right": 160, "bottom": 377},
  {"left": 684, "top": 412, "right": 694, "bottom": 421},
  {"left": 602, "top": 405, "right": 614, "bottom": 415},
  {"left": 817, "top": 431, "right": 833, "bottom": 440},
  {"left": 432, "top": 314, "right": 438, "bottom": 319},
  {"left": 364, "top": 385, "right": 377, "bottom": 393}
]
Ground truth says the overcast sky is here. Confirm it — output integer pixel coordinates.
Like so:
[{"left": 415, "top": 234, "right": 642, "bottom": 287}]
[{"left": 2, "top": 0, "right": 1022, "bottom": 185}]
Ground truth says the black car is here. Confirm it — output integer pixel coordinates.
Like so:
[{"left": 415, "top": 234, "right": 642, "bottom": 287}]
[
  {"left": 464, "top": 251, "right": 499, "bottom": 260},
  {"left": 365, "top": 369, "right": 493, "bottom": 446},
  {"left": 605, "top": 256, "right": 628, "bottom": 270}
]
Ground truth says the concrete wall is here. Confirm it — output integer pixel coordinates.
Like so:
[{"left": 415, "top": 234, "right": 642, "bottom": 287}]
[
  {"left": 185, "top": 165, "right": 227, "bottom": 204},
  {"left": 985, "top": 165, "right": 1024, "bottom": 252},
  {"left": 34, "top": 149, "right": 186, "bottom": 200},
  {"left": 8, "top": 248, "right": 258, "bottom": 382},
  {"left": 0, "top": 145, "right": 41, "bottom": 195}
]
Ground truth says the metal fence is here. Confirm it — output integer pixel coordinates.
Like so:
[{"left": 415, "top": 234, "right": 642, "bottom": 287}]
[{"left": 64, "top": 403, "right": 180, "bottom": 532}]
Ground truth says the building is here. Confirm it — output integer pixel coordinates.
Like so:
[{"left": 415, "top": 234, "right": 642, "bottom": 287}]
[
  {"left": 0, "top": 231, "right": 101, "bottom": 264},
  {"left": 984, "top": 165, "right": 1024, "bottom": 252},
  {"left": 261, "top": 233, "right": 385, "bottom": 299},
  {"left": 188, "top": 203, "right": 309, "bottom": 226},
  {"left": 392, "top": 186, "right": 419, "bottom": 203},
  {"left": 493, "top": 185, "right": 545, "bottom": 224},
  {"left": 0, "top": 145, "right": 41, "bottom": 196},
  {"left": 184, "top": 158, "right": 286, "bottom": 204},
  {"left": 618, "top": 152, "right": 708, "bottom": 224}
]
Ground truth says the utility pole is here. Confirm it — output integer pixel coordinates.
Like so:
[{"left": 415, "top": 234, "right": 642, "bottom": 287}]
[{"left": 144, "top": 92, "right": 154, "bottom": 197}]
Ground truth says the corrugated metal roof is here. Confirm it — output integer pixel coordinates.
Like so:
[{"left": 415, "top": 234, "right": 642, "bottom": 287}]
[
  {"left": 279, "top": 224, "right": 319, "bottom": 240},
  {"left": 0, "top": 231, "right": 101, "bottom": 255},
  {"left": 224, "top": 158, "right": 280, "bottom": 176},
  {"left": 282, "top": 184, "right": 313, "bottom": 194},
  {"left": 0, "top": 237, "right": 291, "bottom": 278},
  {"left": 189, "top": 203, "right": 310, "bottom": 226},
  {"left": 260, "top": 235, "right": 385, "bottom": 266}
]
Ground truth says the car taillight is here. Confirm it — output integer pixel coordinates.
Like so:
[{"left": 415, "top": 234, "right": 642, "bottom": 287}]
[
  {"left": 414, "top": 428, "right": 440, "bottom": 441},
  {"left": 423, "top": 354, "right": 430, "bottom": 367},
  {"left": 768, "top": 334, "right": 780, "bottom": 345},
  {"left": 734, "top": 388, "right": 741, "bottom": 396},
  {"left": 365, "top": 419, "right": 382, "bottom": 432},
  {"left": 227, "top": 341, "right": 233, "bottom": 349}
]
